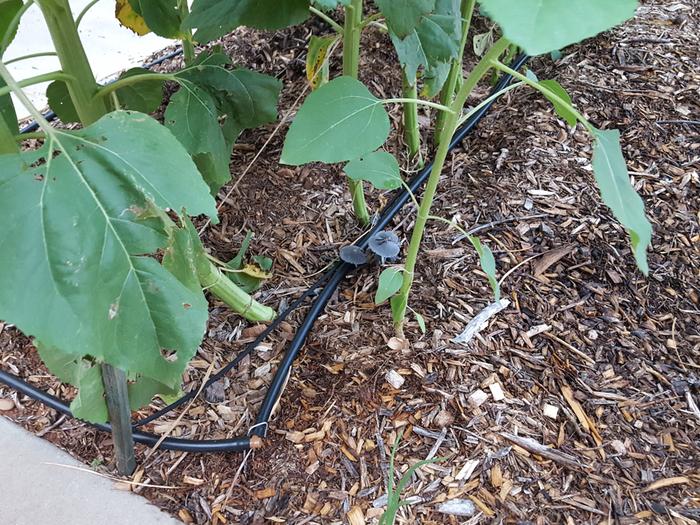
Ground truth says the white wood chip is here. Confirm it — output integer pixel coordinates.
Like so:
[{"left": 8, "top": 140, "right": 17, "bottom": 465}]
[
  {"left": 543, "top": 403, "right": 559, "bottom": 420},
  {"left": 468, "top": 389, "right": 488, "bottom": 408},
  {"left": 437, "top": 499, "right": 476, "bottom": 517},
  {"left": 385, "top": 369, "right": 405, "bottom": 389},
  {"left": 489, "top": 382, "right": 505, "bottom": 401},
  {"left": 526, "top": 324, "right": 551, "bottom": 338},
  {"left": 455, "top": 459, "right": 479, "bottom": 481},
  {"left": 453, "top": 299, "right": 510, "bottom": 344}
]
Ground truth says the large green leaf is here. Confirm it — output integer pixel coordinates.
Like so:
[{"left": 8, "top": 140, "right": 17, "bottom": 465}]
[
  {"left": 478, "top": 0, "right": 638, "bottom": 56},
  {"left": 185, "top": 0, "right": 310, "bottom": 44},
  {"left": 388, "top": 0, "right": 462, "bottom": 93},
  {"left": 539, "top": 79, "right": 577, "bottom": 127},
  {"left": 168, "top": 53, "right": 282, "bottom": 192},
  {"left": 0, "top": 77, "right": 17, "bottom": 135},
  {"left": 0, "top": 112, "right": 215, "bottom": 411},
  {"left": 344, "top": 150, "right": 401, "bottom": 190},
  {"left": 281, "top": 76, "right": 390, "bottom": 165},
  {"left": 0, "top": 0, "right": 23, "bottom": 52},
  {"left": 376, "top": 0, "right": 435, "bottom": 38},
  {"left": 591, "top": 129, "right": 652, "bottom": 274},
  {"left": 312, "top": 0, "right": 350, "bottom": 9}
]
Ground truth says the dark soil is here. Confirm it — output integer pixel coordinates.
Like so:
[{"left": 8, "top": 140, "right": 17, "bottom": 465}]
[{"left": 1, "top": 1, "right": 698, "bottom": 524}]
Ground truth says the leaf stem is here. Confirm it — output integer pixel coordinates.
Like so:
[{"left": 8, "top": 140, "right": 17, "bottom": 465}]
[
  {"left": 392, "top": 38, "right": 510, "bottom": 333},
  {"left": 95, "top": 72, "right": 177, "bottom": 100},
  {"left": 0, "top": 71, "right": 76, "bottom": 98},
  {"left": 4, "top": 51, "right": 58, "bottom": 65},
  {"left": 490, "top": 60, "right": 595, "bottom": 133},
  {"left": 309, "top": 6, "right": 344, "bottom": 34},
  {"left": 455, "top": 81, "right": 523, "bottom": 128},
  {"left": 0, "top": 62, "right": 55, "bottom": 129},
  {"left": 383, "top": 97, "right": 455, "bottom": 114},
  {"left": 75, "top": 0, "right": 104, "bottom": 27},
  {"left": 15, "top": 131, "right": 46, "bottom": 141},
  {"left": 177, "top": 0, "right": 196, "bottom": 64}
]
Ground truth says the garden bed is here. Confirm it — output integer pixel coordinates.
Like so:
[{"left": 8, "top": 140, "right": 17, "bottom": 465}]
[{"left": 1, "top": 1, "right": 698, "bottom": 523}]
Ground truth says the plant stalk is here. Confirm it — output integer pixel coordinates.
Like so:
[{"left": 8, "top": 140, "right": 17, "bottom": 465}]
[
  {"left": 393, "top": 38, "right": 510, "bottom": 333},
  {"left": 197, "top": 259, "right": 276, "bottom": 322},
  {"left": 36, "top": 0, "right": 109, "bottom": 125},
  {"left": 342, "top": 0, "right": 370, "bottom": 226},
  {"left": 435, "top": 0, "right": 475, "bottom": 143},
  {"left": 177, "top": 0, "right": 196, "bottom": 64},
  {"left": 402, "top": 74, "right": 421, "bottom": 163}
]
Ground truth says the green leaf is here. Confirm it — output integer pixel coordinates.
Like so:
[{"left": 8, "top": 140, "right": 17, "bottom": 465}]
[
  {"left": 0, "top": 111, "right": 216, "bottom": 416},
  {"left": 376, "top": 267, "right": 404, "bottom": 304},
  {"left": 0, "top": 77, "right": 18, "bottom": 135},
  {"left": 376, "top": 0, "right": 435, "bottom": 38},
  {"left": 306, "top": 35, "right": 335, "bottom": 90},
  {"left": 591, "top": 129, "right": 651, "bottom": 274},
  {"left": 414, "top": 311, "right": 426, "bottom": 333},
  {"left": 165, "top": 82, "right": 230, "bottom": 193},
  {"left": 127, "top": 376, "right": 181, "bottom": 411},
  {"left": 477, "top": 0, "right": 638, "bottom": 56},
  {"left": 114, "top": 68, "right": 164, "bottom": 113},
  {"left": 46, "top": 81, "right": 80, "bottom": 123},
  {"left": 539, "top": 79, "right": 577, "bottom": 127},
  {"left": 345, "top": 150, "right": 401, "bottom": 190},
  {"left": 131, "top": 0, "right": 182, "bottom": 38},
  {"left": 0, "top": 0, "right": 23, "bottom": 51},
  {"left": 468, "top": 236, "right": 500, "bottom": 300},
  {"left": 281, "top": 76, "right": 390, "bottom": 165},
  {"left": 389, "top": 0, "right": 462, "bottom": 93},
  {"left": 225, "top": 232, "right": 271, "bottom": 293},
  {"left": 185, "top": 0, "right": 310, "bottom": 44}
]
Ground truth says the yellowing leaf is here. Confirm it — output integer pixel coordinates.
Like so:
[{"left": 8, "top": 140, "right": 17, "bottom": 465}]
[
  {"left": 241, "top": 263, "right": 271, "bottom": 280},
  {"left": 306, "top": 35, "right": 334, "bottom": 90},
  {"left": 115, "top": 0, "right": 151, "bottom": 36}
]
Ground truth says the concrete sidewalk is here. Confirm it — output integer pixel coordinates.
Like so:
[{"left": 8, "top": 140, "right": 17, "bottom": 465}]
[{"left": 0, "top": 417, "right": 181, "bottom": 525}]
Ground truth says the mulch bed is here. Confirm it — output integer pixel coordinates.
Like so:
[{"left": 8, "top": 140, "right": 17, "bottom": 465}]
[{"left": 1, "top": 1, "right": 698, "bottom": 523}]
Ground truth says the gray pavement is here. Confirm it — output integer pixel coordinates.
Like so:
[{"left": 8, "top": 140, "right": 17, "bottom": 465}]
[{"left": 0, "top": 416, "right": 182, "bottom": 525}]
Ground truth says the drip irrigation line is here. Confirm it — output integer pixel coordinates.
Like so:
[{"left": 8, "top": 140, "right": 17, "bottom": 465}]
[
  {"left": 18, "top": 47, "right": 184, "bottom": 134},
  {"left": 0, "top": 54, "right": 528, "bottom": 453}
]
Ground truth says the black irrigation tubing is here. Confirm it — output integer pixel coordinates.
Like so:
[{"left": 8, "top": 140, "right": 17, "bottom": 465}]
[{"left": 0, "top": 53, "right": 529, "bottom": 453}]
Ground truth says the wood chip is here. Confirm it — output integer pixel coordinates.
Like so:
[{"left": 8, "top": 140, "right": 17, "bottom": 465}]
[
  {"left": 468, "top": 389, "right": 488, "bottom": 408},
  {"left": 543, "top": 403, "right": 559, "bottom": 420},
  {"left": 385, "top": 369, "right": 405, "bottom": 389},
  {"left": 489, "top": 382, "right": 505, "bottom": 401},
  {"left": 642, "top": 476, "right": 691, "bottom": 493},
  {"left": 346, "top": 506, "right": 365, "bottom": 525},
  {"left": 453, "top": 299, "right": 510, "bottom": 344},
  {"left": 437, "top": 499, "right": 476, "bottom": 517},
  {"left": 500, "top": 432, "right": 584, "bottom": 469},
  {"left": 0, "top": 398, "right": 15, "bottom": 411}
]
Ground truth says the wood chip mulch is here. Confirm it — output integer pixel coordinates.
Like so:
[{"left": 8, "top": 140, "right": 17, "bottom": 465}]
[{"left": 1, "top": 1, "right": 698, "bottom": 523}]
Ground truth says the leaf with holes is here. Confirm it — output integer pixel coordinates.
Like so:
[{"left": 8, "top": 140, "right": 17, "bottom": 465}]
[
  {"left": 478, "top": 0, "right": 638, "bottom": 56},
  {"left": 376, "top": 267, "right": 404, "bottom": 304},
  {"left": 0, "top": 111, "right": 216, "bottom": 423},
  {"left": 345, "top": 150, "right": 401, "bottom": 190},
  {"left": 591, "top": 128, "right": 652, "bottom": 274},
  {"left": 281, "top": 76, "right": 390, "bottom": 165}
]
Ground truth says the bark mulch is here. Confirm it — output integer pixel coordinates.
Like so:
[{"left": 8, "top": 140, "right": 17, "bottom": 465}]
[{"left": 1, "top": 0, "right": 698, "bottom": 523}]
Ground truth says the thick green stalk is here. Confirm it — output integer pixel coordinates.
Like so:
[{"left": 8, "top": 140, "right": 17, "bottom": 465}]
[
  {"left": 177, "top": 0, "right": 196, "bottom": 64},
  {"left": 198, "top": 260, "right": 276, "bottom": 322},
  {"left": 393, "top": 38, "right": 510, "bottom": 333},
  {"left": 36, "top": 0, "right": 108, "bottom": 125},
  {"left": 435, "top": 0, "right": 475, "bottom": 143},
  {"left": 342, "top": 0, "right": 370, "bottom": 226},
  {"left": 402, "top": 74, "right": 421, "bottom": 163}
]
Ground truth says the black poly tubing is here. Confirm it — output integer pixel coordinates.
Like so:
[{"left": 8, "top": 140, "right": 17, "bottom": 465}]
[{"left": 0, "top": 54, "right": 528, "bottom": 452}]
